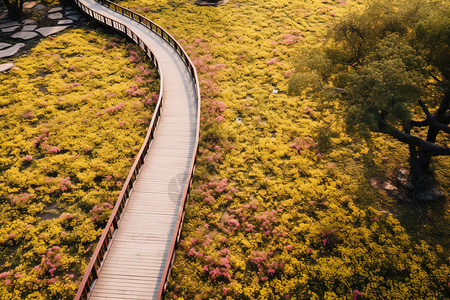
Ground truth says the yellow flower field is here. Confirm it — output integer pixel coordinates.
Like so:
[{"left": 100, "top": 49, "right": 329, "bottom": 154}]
[
  {"left": 113, "top": 0, "right": 449, "bottom": 299},
  {"left": 0, "top": 0, "right": 448, "bottom": 299},
  {"left": 0, "top": 26, "right": 158, "bottom": 299}
]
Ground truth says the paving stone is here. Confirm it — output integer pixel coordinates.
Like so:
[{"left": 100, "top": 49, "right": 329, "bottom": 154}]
[
  {"left": 0, "top": 21, "right": 20, "bottom": 29},
  {"left": 24, "top": 19, "right": 37, "bottom": 24},
  {"left": 48, "top": 7, "right": 62, "bottom": 13},
  {"left": 48, "top": 12, "right": 63, "bottom": 19},
  {"left": 1, "top": 25, "right": 20, "bottom": 33},
  {"left": 65, "top": 10, "right": 80, "bottom": 16},
  {"left": 67, "top": 14, "right": 82, "bottom": 21},
  {"left": 11, "top": 30, "right": 39, "bottom": 40},
  {"left": 0, "top": 11, "right": 9, "bottom": 20},
  {"left": 36, "top": 25, "right": 69, "bottom": 37},
  {"left": 32, "top": 4, "right": 46, "bottom": 10},
  {"left": 0, "top": 43, "right": 25, "bottom": 58},
  {"left": 0, "top": 42, "right": 11, "bottom": 50},
  {"left": 0, "top": 62, "right": 14, "bottom": 72},
  {"left": 23, "top": 1, "right": 37, "bottom": 9},
  {"left": 57, "top": 19, "right": 73, "bottom": 25},
  {"left": 22, "top": 25, "right": 37, "bottom": 31}
]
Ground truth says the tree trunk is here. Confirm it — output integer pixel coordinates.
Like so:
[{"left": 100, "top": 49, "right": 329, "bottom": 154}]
[
  {"left": 2, "top": 0, "right": 24, "bottom": 20},
  {"left": 426, "top": 88, "right": 450, "bottom": 144},
  {"left": 408, "top": 88, "right": 450, "bottom": 201},
  {"left": 407, "top": 145, "right": 444, "bottom": 202}
]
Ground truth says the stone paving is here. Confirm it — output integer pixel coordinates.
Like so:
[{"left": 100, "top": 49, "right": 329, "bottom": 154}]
[{"left": 0, "top": 0, "right": 86, "bottom": 72}]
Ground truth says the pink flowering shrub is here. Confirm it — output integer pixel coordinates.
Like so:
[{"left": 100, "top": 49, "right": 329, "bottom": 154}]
[
  {"left": 104, "top": 102, "right": 125, "bottom": 114},
  {"left": 202, "top": 249, "right": 232, "bottom": 282},
  {"left": 290, "top": 137, "right": 321, "bottom": 156},
  {"left": 22, "top": 155, "right": 33, "bottom": 162}
]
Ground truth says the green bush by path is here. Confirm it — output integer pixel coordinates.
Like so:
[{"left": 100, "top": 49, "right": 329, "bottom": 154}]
[{"left": 0, "top": 28, "right": 159, "bottom": 299}]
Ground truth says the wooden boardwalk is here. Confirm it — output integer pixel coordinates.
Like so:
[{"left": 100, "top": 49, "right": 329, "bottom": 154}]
[{"left": 74, "top": 0, "right": 199, "bottom": 299}]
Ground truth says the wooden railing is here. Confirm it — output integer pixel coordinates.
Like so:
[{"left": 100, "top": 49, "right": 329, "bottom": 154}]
[{"left": 72, "top": 0, "right": 201, "bottom": 299}]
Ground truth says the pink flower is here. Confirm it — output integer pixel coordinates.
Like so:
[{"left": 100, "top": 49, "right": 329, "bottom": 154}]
[
  {"left": 48, "top": 146, "right": 60, "bottom": 153},
  {"left": 23, "top": 155, "right": 33, "bottom": 162},
  {"left": 5, "top": 279, "right": 11, "bottom": 284},
  {"left": 266, "top": 58, "right": 278, "bottom": 65},
  {"left": 353, "top": 290, "right": 362, "bottom": 300}
]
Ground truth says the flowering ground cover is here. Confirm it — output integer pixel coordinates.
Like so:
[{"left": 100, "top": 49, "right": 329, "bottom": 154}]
[
  {"left": 0, "top": 26, "right": 158, "bottom": 298},
  {"left": 0, "top": 0, "right": 448, "bottom": 299},
  {"left": 115, "top": 0, "right": 449, "bottom": 299}
]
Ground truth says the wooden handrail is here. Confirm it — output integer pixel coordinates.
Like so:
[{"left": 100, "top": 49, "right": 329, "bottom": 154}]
[{"left": 72, "top": 0, "right": 201, "bottom": 299}]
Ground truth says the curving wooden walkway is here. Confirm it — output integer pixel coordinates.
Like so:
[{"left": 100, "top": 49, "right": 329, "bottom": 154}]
[{"left": 73, "top": 0, "right": 199, "bottom": 299}]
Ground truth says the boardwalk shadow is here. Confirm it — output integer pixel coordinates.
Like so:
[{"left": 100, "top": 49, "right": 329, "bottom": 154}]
[{"left": 167, "top": 172, "right": 188, "bottom": 204}]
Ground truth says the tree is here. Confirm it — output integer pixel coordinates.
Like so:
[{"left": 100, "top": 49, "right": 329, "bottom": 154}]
[
  {"left": 2, "top": 0, "right": 24, "bottom": 19},
  {"left": 289, "top": 0, "right": 449, "bottom": 202}
]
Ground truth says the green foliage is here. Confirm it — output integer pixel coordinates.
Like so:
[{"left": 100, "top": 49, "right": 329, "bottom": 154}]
[
  {"left": 342, "top": 33, "right": 425, "bottom": 127},
  {"left": 290, "top": 0, "right": 450, "bottom": 195},
  {"left": 0, "top": 28, "right": 158, "bottom": 298},
  {"left": 413, "top": 2, "right": 450, "bottom": 80}
]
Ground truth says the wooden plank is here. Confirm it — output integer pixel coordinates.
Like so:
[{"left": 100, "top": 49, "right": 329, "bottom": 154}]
[{"left": 77, "top": 1, "right": 198, "bottom": 299}]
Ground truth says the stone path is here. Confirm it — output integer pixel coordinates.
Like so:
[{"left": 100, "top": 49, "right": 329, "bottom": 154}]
[{"left": 0, "top": 0, "right": 86, "bottom": 72}]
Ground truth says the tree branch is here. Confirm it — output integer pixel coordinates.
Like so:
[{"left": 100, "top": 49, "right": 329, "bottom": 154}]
[
  {"left": 324, "top": 86, "right": 346, "bottom": 93},
  {"left": 418, "top": 99, "right": 433, "bottom": 119},
  {"left": 410, "top": 119, "right": 429, "bottom": 127},
  {"left": 444, "top": 112, "right": 450, "bottom": 125},
  {"left": 376, "top": 117, "right": 450, "bottom": 156},
  {"left": 428, "top": 70, "right": 443, "bottom": 85},
  {"left": 418, "top": 99, "right": 450, "bottom": 133}
]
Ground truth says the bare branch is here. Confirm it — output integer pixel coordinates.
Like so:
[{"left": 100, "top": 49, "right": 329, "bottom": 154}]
[
  {"left": 444, "top": 112, "right": 450, "bottom": 125},
  {"left": 428, "top": 70, "right": 443, "bottom": 85},
  {"left": 410, "top": 119, "right": 429, "bottom": 127},
  {"left": 418, "top": 99, "right": 433, "bottom": 119},
  {"left": 375, "top": 116, "right": 450, "bottom": 156},
  {"left": 324, "top": 86, "right": 346, "bottom": 93},
  {"left": 418, "top": 99, "right": 450, "bottom": 134}
]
